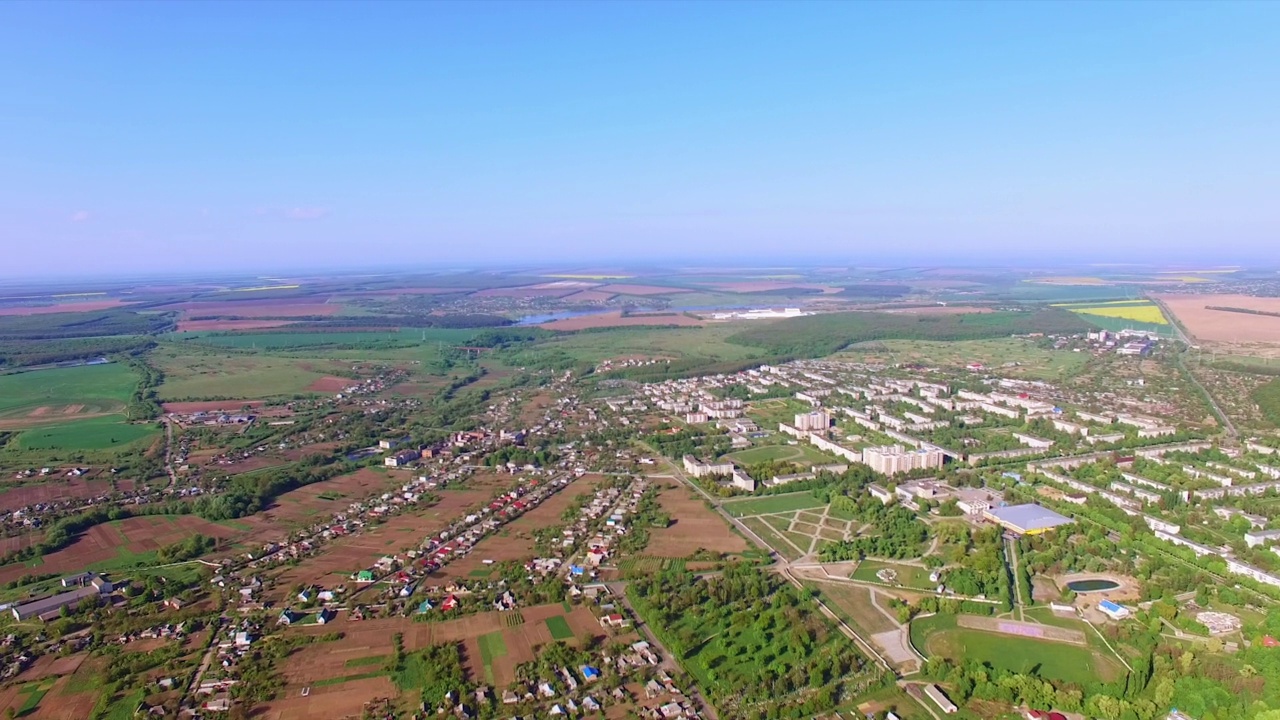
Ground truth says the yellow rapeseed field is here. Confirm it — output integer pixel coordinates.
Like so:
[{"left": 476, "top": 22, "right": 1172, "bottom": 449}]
[{"left": 1070, "top": 303, "right": 1168, "bottom": 325}]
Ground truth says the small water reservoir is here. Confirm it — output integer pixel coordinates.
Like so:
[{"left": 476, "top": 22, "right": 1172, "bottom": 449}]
[{"left": 1066, "top": 579, "right": 1120, "bottom": 593}]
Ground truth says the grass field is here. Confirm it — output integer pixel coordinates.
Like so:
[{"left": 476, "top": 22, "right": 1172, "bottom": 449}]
[
  {"left": 171, "top": 327, "right": 479, "bottom": 349},
  {"left": 909, "top": 613, "right": 1119, "bottom": 685},
  {"left": 14, "top": 414, "right": 160, "bottom": 451},
  {"left": 722, "top": 492, "right": 826, "bottom": 517},
  {"left": 740, "top": 517, "right": 803, "bottom": 560},
  {"left": 723, "top": 442, "right": 837, "bottom": 466},
  {"left": 477, "top": 630, "right": 508, "bottom": 683},
  {"left": 544, "top": 615, "right": 575, "bottom": 640},
  {"left": 805, "top": 581, "right": 900, "bottom": 635},
  {"left": 539, "top": 324, "right": 762, "bottom": 364},
  {"left": 833, "top": 337, "right": 1090, "bottom": 381},
  {"left": 852, "top": 560, "right": 937, "bottom": 591},
  {"left": 0, "top": 362, "right": 137, "bottom": 422},
  {"left": 153, "top": 348, "right": 333, "bottom": 399}
]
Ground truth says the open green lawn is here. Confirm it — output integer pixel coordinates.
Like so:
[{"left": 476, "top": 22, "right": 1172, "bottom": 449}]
[
  {"left": 14, "top": 415, "right": 160, "bottom": 451},
  {"left": 477, "top": 631, "right": 508, "bottom": 683},
  {"left": 540, "top": 324, "right": 763, "bottom": 364},
  {"left": 170, "top": 327, "right": 479, "bottom": 349},
  {"left": 804, "top": 581, "right": 899, "bottom": 635},
  {"left": 0, "top": 362, "right": 137, "bottom": 421},
  {"left": 723, "top": 442, "right": 839, "bottom": 466},
  {"left": 740, "top": 517, "right": 803, "bottom": 560},
  {"left": 852, "top": 560, "right": 937, "bottom": 590},
  {"left": 909, "top": 613, "right": 1121, "bottom": 685},
  {"left": 723, "top": 492, "right": 826, "bottom": 517},
  {"left": 833, "top": 337, "right": 1090, "bottom": 381},
  {"left": 544, "top": 615, "right": 575, "bottom": 640},
  {"left": 153, "top": 348, "right": 333, "bottom": 400}
]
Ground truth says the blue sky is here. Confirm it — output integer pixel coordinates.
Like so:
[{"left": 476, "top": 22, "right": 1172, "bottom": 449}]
[{"left": 1, "top": 1, "right": 1277, "bottom": 277}]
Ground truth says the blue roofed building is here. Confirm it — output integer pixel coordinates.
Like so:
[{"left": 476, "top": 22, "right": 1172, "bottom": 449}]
[{"left": 982, "top": 503, "right": 1073, "bottom": 535}]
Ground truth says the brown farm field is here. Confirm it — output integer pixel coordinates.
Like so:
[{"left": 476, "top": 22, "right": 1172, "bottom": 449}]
[
  {"left": 596, "top": 283, "right": 692, "bottom": 296},
  {"left": 0, "top": 300, "right": 135, "bottom": 316},
  {"left": 157, "top": 299, "right": 340, "bottom": 317},
  {"left": 236, "top": 468, "right": 408, "bottom": 538},
  {"left": 540, "top": 311, "right": 704, "bottom": 331},
  {"left": 647, "top": 478, "right": 749, "bottom": 556},
  {"left": 175, "top": 318, "right": 295, "bottom": 332},
  {"left": 305, "top": 375, "right": 351, "bottom": 392},
  {"left": 162, "top": 400, "right": 265, "bottom": 413},
  {"left": 561, "top": 290, "right": 617, "bottom": 303},
  {"left": 707, "top": 281, "right": 842, "bottom": 294},
  {"left": 0, "top": 515, "right": 236, "bottom": 584},
  {"left": 276, "top": 603, "right": 602, "bottom": 694},
  {"left": 1157, "top": 293, "right": 1280, "bottom": 345},
  {"left": 0, "top": 475, "right": 131, "bottom": 513}
]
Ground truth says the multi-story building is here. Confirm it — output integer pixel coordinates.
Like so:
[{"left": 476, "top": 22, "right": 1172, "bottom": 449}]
[
  {"left": 861, "top": 444, "right": 944, "bottom": 475},
  {"left": 793, "top": 410, "right": 831, "bottom": 432}
]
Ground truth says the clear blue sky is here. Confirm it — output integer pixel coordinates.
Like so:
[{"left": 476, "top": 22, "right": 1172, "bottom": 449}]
[{"left": 1, "top": 1, "right": 1277, "bottom": 277}]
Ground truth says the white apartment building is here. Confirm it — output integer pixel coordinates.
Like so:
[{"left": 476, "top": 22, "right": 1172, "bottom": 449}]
[
  {"left": 862, "top": 444, "right": 945, "bottom": 475},
  {"left": 793, "top": 410, "right": 831, "bottom": 432}
]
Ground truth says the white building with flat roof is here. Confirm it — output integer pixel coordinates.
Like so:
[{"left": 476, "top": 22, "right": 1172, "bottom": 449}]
[
  {"left": 862, "top": 445, "right": 945, "bottom": 475},
  {"left": 793, "top": 410, "right": 831, "bottom": 432}
]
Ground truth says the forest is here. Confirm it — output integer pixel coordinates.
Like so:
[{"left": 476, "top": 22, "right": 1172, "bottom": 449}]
[{"left": 627, "top": 564, "right": 885, "bottom": 718}]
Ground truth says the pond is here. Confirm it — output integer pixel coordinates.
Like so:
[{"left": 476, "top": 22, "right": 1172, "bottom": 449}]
[{"left": 1066, "top": 579, "right": 1120, "bottom": 593}]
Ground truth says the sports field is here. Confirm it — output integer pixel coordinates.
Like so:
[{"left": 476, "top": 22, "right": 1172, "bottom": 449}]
[
  {"left": 723, "top": 442, "right": 836, "bottom": 466},
  {"left": 0, "top": 362, "right": 137, "bottom": 425},
  {"left": 909, "top": 613, "right": 1122, "bottom": 684}
]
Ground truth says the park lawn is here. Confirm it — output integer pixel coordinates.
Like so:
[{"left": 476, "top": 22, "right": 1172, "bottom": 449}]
[
  {"left": 15, "top": 415, "right": 160, "bottom": 451},
  {"left": 0, "top": 362, "right": 137, "bottom": 420},
  {"left": 723, "top": 492, "right": 827, "bottom": 517},
  {"left": 910, "top": 614, "right": 1119, "bottom": 685},
  {"left": 805, "top": 581, "right": 899, "bottom": 635},
  {"left": 544, "top": 615, "right": 575, "bottom": 641},
  {"left": 740, "top": 517, "right": 803, "bottom": 561},
  {"left": 762, "top": 514, "right": 795, "bottom": 534},
  {"left": 852, "top": 560, "right": 937, "bottom": 591}
]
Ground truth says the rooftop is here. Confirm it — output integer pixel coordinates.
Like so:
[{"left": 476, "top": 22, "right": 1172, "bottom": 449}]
[{"left": 986, "top": 503, "right": 1073, "bottom": 532}]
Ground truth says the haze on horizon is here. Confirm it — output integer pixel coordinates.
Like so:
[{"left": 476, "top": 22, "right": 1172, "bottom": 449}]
[{"left": 1, "top": 1, "right": 1278, "bottom": 279}]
